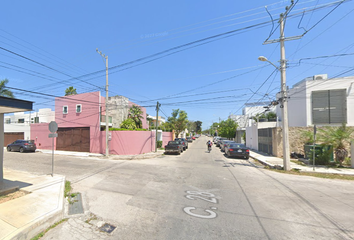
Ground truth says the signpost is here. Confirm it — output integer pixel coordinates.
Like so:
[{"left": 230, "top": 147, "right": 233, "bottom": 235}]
[{"left": 48, "top": 121, "right": 58, "bottom": 177}]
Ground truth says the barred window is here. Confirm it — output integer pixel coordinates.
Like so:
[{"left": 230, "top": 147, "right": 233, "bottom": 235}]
[{"left": 312, "top": 89, "right": 346, "bottom": 124}]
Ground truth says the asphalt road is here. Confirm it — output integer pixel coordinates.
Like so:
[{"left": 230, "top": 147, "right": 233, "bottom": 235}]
[{"left": 4, "top": 137, "right": 354, "bottom": 239}]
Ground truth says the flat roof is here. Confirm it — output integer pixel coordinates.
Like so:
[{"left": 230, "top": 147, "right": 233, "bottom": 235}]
[{"left": 0, "top": 96, "right": 33, "bottom": 113}]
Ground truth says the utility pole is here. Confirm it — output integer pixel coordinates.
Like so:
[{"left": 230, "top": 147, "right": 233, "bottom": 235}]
[
  {"left": 155, "top": 101, "right": 161, "bottom": 152},
  {"left": 96, "top": 49, "right": 109, "bottom": 156},
  {"left": 262, "top": 0, "right": 300, "bottom": 171},
  {"left": 279, "top": 13, "right": 291, "bottom": 171}
]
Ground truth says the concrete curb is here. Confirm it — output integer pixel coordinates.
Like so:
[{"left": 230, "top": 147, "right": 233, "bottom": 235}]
[
  {"left": 36, "top": 149, "right": 165, "bottom": 160},
  {"left": 250, "top": 155, "right": 277, "bottom": 169},
  {"left": 0, "top": 175, "right": 66, "bottom": 240}
]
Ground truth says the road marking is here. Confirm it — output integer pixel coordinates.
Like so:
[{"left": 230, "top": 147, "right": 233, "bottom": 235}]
[{"left": 183, "top": 207, "right": 217, "bottom": 219}]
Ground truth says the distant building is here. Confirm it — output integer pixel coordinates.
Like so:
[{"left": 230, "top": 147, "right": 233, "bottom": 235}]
[
  {"left": 230, "top": 102, "right": 276, "bottom": 143},
  {"left": 147, "top": 115, "right": 166, "bottom": 128},
  {"left": 107, "top": 96, "right": 129, "bottom": 128},
  {"left": 4, "top": 108, "right": 55, "bottom": 145}
]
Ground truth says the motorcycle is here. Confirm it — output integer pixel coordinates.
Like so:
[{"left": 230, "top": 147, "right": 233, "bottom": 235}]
[{"left": 208, "top": 145, "right": 212, "bottom": 153}]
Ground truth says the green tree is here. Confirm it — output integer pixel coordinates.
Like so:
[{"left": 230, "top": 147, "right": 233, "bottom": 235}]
[
  {"left": 318, "top": 123, "right": 354, "bottom": 166},
  {"left": 65, "top": 86, "right": 77, "bottom": 96},
  {"left": 0, "top": 79, "right": 14, "bottom": 98},
  {"left": 120, "top": 118, "right": 137, "bottom": 129},
  {"left": 187, "top": 120, "right": 197, "bottom": 134},
  {"left": 167, "top": 109, "right": 188, "bottom": 138},
  {"left": 218, "top": 118, "right": 238, "bottom": 139},
  {"left": 209, "top": 122, "right": 219, "bottom": 136},
  {"left": 128, "top": 105, "right": 144, "bottom": 129},
  {"left": 195, "top": 121, "right": 203, "bottom": 133}
]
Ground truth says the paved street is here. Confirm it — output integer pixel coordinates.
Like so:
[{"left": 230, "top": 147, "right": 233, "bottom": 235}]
[{"left": 4, "top": 137, "right": 354, "bottom": 239}]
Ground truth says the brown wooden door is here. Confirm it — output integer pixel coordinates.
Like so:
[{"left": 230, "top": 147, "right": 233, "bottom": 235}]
[
  {"left": 56, "top": 128, "right": 90, "bottom": 152},
  {"left": 4, "top": 132, "right": 24, "bottom": 146}
]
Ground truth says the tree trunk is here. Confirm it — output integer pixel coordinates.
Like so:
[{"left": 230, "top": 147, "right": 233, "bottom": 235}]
[{"left": 335, "top": 148, "right": 348, "bottom": 166}]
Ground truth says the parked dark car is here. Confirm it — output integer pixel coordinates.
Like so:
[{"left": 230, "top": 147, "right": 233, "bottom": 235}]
[
  {"left": 220, "top": 140, "right": 235, "bottom": 152},
  {"left": 7, "top": 140, "right": 36, "bottom": 153},
  {"left": 164, "top": 141, "right": 184, "bottom": 155},
  {"left": 175, "top": 138, "right": 188, "bottom": 150},
  {"left": 186, "top": 137, "right": 193, "bottom": 143},
  {"left": 224, "top": 143, "right": 249, "bottom": 159},
  {"left": 216, "top": 138, "right": 227, "bottom": 147}
]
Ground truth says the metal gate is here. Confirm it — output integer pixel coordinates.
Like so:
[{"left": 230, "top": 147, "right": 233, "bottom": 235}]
[
  {"left": 4, "top": 132, "right": 24, "bottom": 146},
  {"left": 56, "top": 127, "right": 90, "bottom": 152},
  {"left": 258, "top": 128, "right": 273, "bottom": 155}
]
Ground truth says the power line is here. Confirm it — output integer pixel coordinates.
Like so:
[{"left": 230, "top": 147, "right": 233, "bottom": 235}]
[{"left": 0, "top": 46, "right": 102, "bottom": 90}]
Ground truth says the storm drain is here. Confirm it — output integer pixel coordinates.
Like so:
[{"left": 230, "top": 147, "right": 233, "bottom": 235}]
[
  {"left": 68, "top": 193, "right": 84, "bottom": 215},
  {"left": 99, "top": 223, "right": 116, "bottom": 233}
]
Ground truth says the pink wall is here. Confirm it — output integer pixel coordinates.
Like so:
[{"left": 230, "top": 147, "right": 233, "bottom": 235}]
[
  {"left": 129, "top": 101, "right": 148, "bottom": 129},
  {"left": 104, "top": 131, "right": 154, "bottom": 155},
  {"left": 94, "top": 131, "right": 173, "bottom": 155},
  {"left": 31, "top": 123, "right": 53, "bottom": 150},
  {"left": 162, "top": 132, "right": 174, "bottom": 147}
]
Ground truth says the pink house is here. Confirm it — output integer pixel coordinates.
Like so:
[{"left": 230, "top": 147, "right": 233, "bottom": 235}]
[{"left": 31, "top": 91, "right": 173, "bottom": 155}]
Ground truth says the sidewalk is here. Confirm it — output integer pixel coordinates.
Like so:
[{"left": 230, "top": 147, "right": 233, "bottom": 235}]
[
  {"left": 36, "top": 149, "right": 165, "bottom": 160},
  {"left": 0, "top": 169, "right": 65, "bottom": 240},
  {"left": 250, "top": 150, "right": 354, "bottom": 175}
]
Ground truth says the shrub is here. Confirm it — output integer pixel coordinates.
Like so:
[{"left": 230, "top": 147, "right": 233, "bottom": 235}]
[
  {"left": 120, "top": 118, "right": 136, "bottom": 129},
  {"left": 157, "top": 141, "right": 162, "bottom": 148},
  {"left": 308, "top": 145, "right": 333, "bottom": 165},
  {"left": 109, "top": 128, "right": 148, "bottom": 131}
]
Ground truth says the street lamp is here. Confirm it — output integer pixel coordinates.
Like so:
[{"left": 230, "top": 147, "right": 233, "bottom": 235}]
[
  {"left": 258, "top": 56, "right": 279, "bottom": 70},
  {"left": 258, "top": 55, "right": 291, "bottom": 171}
]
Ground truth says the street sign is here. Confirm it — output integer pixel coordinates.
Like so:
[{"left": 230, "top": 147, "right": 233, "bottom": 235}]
[
  {"left": 48, "top": 133, "right": 58, "bottom": 138},
  {"left": 49, "top": 121, "right": 58, "bottom": 133}
]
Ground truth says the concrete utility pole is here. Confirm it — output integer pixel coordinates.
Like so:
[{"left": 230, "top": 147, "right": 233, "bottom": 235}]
[
  {"left": 155, "top": 101, "right": 161, "bottom": 152},
  {"left": 96, "top": 49, "right": 109, "bottom": 156},
  {"left": 279, "top": 13, "right": 291, "bottom": 171},
  {"left": 260, "top": 0, "right": 300, "bottom": 171}
]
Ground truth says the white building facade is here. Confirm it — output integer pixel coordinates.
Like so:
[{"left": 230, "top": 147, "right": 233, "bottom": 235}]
[
  {"left": 4, "top": 108, "right": 55, "bottom": 142},
  {"left": 277, "top": 75, "right": 354, "bottom": 127}
]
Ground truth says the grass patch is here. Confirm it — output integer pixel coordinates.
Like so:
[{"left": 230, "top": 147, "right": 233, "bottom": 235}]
[
  {"left": 31, "top": 218, "right": 68, "bottom": 240},
  {"left": 291, "top": 160, "right": 307, "bottom": 166},
  {"left": 64, "top": 181, "right": 72, "bottom": 198},
  {"left": 64, "top": 181, "right": 79, "bottom": 204},
  {"left": 268, "top": 168, "right": 354, "bottom": 180}
]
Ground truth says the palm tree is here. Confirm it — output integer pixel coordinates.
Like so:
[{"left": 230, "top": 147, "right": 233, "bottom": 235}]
[
  {"left": 0, "top": 79, "right": 14, "bottom": 98},
  {"left": 318, "top": 123, "right": 354, "bottom": 166},
  {"left": 128, "top": 105, "right": 143, "bottom": 128},
  {"left": 65, "top": 86, "right": 77, "bottom": 96}
]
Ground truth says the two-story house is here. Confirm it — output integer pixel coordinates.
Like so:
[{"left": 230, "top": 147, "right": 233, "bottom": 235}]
[
  {"left": 31, "top": 91, "right": 148, "bottom": 153},
  {"left": 4, "top": 108, "right": 55, "bottom": 146},
  {"left": 277, "top": 74, "right": 354, "bottom": 127}
]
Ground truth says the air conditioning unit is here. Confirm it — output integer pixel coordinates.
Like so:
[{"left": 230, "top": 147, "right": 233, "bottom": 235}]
[{"left": 313, "top": 74, "right": 328, "bottom": 80}]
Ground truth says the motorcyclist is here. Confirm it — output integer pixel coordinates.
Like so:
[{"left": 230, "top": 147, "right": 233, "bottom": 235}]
[{"left": 206, "top": 140, "right": 212, "bottom": 150}]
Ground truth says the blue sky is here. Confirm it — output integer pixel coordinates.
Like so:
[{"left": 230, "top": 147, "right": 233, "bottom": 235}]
[{"left": 1, "top": 0, "right": 353, "bottom": 129}]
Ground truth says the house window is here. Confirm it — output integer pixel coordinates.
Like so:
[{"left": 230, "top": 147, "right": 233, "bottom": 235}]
[
  {"left": 34, "top": 117, "right": 39, "bottom": 123},
  {"left": 5, "top": 119, "right": 11, "bottom": 124},
  {"left": 312, "top": 89, "right": 346, "bottom": 124},
  {"left": 76, "top": 104, "right": 82, "bottom": 113},
  {"left": 18, "top": 118, "right": 25, "bottom": 123},
  {"left": 63, "top": 106, "right": 68, "bottom": 114}
]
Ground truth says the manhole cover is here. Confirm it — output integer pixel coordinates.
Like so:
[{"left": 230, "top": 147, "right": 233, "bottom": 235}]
[{"left": 99, "top": 223, "right": 116, "bottom": 233}]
